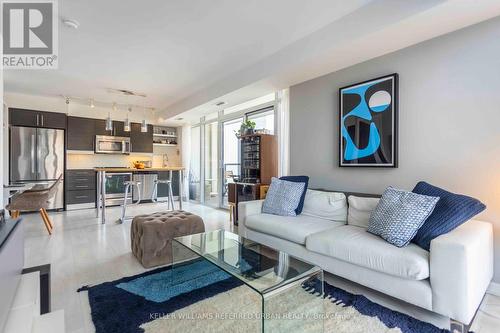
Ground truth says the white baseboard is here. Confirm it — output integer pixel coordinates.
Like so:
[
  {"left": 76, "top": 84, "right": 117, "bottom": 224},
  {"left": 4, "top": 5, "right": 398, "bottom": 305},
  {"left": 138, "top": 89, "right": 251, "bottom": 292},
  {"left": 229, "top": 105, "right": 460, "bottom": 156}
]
[{"left": 487, "top": 282, "right": 500, "bottom": 296}]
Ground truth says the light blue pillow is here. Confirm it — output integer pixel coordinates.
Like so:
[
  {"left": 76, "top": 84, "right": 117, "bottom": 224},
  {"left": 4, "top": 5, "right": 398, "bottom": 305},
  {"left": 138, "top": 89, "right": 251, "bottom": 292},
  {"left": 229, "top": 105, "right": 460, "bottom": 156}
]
[
  {"left": 262, "top": 177, "right": 306, "bottom": 216},
  {"left": 367, "top": 187, "right": 439, "bottom": 248}
]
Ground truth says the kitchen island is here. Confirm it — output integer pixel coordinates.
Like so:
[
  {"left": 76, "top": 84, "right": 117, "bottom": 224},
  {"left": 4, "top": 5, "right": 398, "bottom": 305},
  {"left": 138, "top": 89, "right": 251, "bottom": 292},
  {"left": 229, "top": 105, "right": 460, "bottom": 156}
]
[{"left": 94, "top": 167, "right": 185, "bottom": 224}]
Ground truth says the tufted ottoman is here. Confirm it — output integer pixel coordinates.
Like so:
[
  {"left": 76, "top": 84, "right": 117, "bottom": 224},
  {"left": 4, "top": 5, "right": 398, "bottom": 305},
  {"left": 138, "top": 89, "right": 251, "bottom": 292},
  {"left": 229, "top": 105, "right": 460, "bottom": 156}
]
[{"left": 131, "top": 211, "right": 205, "bottom": 268}]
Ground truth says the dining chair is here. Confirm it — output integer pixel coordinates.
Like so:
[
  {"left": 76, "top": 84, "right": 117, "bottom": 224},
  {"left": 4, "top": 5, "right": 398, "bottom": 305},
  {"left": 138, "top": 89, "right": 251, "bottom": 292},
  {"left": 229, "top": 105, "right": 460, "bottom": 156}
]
[{"left": 6, "top": 175, "right": 63, "bottom": 235}]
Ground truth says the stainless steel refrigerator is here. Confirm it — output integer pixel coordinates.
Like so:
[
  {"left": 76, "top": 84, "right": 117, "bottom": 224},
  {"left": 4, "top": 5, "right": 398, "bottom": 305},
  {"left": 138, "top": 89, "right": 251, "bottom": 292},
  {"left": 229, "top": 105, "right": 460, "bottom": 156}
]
[{"left": 10, "top": 126, "right": 65, "bottom": 210}]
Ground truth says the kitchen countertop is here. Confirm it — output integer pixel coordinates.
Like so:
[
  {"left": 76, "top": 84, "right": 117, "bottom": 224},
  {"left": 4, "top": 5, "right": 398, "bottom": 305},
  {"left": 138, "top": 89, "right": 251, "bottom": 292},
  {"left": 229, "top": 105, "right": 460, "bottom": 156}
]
[{"left": 93, "top": 167, "right": 184, "bottom": 172}]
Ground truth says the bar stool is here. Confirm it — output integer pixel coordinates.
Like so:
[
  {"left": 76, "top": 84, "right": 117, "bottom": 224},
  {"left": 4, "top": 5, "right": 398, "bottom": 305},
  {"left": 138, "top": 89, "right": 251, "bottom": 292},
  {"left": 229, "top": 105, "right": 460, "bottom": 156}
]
[
  {"left": 152, "top": 179, "right": 175, "bottom": 210},
  {"left": 119, "top": 180, "right": 141, "bottom": 223}
]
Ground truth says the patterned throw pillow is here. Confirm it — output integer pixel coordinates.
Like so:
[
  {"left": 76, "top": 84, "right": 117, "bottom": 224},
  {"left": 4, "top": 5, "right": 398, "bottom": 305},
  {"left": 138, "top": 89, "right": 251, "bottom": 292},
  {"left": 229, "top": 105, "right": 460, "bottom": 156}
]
[
  {"left": 262, "top": 177, "right": 306, "bottom": 216},
  {"left": 367, "top": 187, "right": 439, "bottom": 248},
  {"left": 279, "top": 176, "right": 309, "bottom": 214}
]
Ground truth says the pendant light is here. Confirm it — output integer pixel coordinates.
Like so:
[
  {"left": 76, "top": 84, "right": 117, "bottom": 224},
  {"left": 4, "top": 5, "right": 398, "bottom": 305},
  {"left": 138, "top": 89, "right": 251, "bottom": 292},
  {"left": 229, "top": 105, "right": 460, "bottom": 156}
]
[
  {"left": 141, "top": 105, "right": 147, "bottom": 132},
  {"left": 106, "top": 103, "right": 116, "bottom": 131},
  {"left": 124, "top": 106, "right": 131, "bottom": 132},
  {"left": 65, "top": 97, "right": 70, "bottom": 115}
]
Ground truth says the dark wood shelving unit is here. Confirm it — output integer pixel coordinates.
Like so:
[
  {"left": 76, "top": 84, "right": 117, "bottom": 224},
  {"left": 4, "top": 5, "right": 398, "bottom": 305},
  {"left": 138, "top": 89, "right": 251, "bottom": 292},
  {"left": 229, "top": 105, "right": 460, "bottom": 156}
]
[{"left": 229, "top": 134, "right": 277, "bottom": 225}]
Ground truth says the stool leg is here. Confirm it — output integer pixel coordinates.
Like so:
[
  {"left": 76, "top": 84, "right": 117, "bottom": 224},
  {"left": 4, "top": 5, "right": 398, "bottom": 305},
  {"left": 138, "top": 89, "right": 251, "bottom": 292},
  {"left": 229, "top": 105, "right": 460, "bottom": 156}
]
[
  {"left": 168, "top": 182, "right": 174, "bottom": 210},
  {"left": 39, "top": 209, "right": 52, "bottom": 235},
  {"left": 152, "top": 182, "right": 158, "bottom": 202},
  {"left": 133, "top": 184, "right": 141, "bottom": 205},
  {"left": 120, "top": 184, "right": 130, "bottom": 223},
  {"left": 229, "top": 205, "right": 233, "bottom": 222}
]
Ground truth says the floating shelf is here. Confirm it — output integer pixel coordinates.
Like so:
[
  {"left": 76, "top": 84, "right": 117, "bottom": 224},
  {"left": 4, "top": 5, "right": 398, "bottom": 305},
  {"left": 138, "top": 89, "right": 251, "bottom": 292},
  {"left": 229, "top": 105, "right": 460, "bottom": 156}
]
[
  {"left": 153, "top": 143, "right": 177, "bottom": 147},
  {"left": 153, "top": 133, "right": 177, "bottom": 138}
]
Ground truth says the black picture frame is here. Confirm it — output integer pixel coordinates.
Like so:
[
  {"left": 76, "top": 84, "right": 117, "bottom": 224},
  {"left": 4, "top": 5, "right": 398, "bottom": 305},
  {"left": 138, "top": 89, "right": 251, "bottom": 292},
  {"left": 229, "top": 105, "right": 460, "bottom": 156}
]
[{"left": 338, "top": 73, "right": 399, "bottom": 168}]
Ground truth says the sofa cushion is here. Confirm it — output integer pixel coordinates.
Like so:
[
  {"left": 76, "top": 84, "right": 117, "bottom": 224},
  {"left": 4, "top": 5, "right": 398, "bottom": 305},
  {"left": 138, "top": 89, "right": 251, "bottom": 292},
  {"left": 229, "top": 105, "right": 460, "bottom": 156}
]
[
  {"left": 347, "top": 195, "right": 380, "bottom": 228},
  {"left": 302, "top": 190, "right": 347, "bottom": 222},
  {"left": 412, "top": 181, "right": 486, "bottom": 250},
  {"left": 280, "top": 176, "right": 309, "bottom": 214},
  {"left": 367, "top": 187, "right": 439, "bottom": 247},
  {"left": 306, "top": 225, "right": 430, "bottom": 280},
  {"left": 245, "top": 213, "right": 345, "bottom": 245},
  {"left": 262, "top": 177, "right": 306, "bottom": 216}
]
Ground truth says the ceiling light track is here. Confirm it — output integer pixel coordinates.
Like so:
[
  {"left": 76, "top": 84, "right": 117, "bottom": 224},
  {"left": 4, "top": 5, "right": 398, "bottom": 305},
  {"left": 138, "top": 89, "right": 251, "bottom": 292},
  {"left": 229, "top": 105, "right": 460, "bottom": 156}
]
[{"left": 60, "top": 95, "right": 155, "bottom": 111}]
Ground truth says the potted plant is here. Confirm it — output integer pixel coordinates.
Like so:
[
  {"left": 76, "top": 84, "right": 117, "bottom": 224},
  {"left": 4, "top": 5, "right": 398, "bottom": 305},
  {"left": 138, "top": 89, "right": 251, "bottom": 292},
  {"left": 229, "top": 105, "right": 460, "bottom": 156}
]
[{"left": 235, "top": 120, "right": 256, "bottom": 137}]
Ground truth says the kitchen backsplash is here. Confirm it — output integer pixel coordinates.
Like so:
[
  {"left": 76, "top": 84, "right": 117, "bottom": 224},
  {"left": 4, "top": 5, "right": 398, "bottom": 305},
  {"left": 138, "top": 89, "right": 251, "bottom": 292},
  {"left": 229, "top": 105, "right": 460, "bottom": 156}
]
[{"left": 67, "top": 146, "right": 181, "bottom": 169}]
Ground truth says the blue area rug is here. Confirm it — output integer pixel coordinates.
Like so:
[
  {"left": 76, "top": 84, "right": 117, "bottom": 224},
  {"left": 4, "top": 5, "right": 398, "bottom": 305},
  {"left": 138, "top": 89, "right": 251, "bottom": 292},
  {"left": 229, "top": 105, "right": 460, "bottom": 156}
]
[{"left": 78, "top": 259, "right": 454, "bottom": 333}]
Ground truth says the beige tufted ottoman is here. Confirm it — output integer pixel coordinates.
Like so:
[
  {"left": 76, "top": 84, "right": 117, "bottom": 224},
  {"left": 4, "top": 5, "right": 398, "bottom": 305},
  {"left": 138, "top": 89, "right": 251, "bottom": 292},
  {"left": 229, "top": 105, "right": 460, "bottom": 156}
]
[{"left": 131, "top": 211, "right": 205, "bottom": 268}]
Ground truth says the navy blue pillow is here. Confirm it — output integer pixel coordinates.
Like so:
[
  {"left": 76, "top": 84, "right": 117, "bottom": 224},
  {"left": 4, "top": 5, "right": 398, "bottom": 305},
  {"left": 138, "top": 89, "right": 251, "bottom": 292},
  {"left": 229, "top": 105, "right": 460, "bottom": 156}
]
[
  {"left": 279, "top": 176, "right": 309, "bottom": 214},
  {"left": 412, "top": 181, "right": 486, "bottom": 250}
]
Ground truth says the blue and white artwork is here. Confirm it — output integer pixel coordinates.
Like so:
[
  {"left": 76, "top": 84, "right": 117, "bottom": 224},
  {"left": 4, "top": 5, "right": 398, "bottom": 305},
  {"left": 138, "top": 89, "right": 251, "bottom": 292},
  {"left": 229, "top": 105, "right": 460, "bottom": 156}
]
[{"left": 339, "top": 74, "right": 398, "bottom": 167}]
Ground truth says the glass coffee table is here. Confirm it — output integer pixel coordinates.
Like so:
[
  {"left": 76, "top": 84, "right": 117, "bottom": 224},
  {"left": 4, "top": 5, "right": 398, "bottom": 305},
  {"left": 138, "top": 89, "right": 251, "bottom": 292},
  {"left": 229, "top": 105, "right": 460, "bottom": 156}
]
[{"left": 172, "top": 229, "right": 324, "bottom": 332}]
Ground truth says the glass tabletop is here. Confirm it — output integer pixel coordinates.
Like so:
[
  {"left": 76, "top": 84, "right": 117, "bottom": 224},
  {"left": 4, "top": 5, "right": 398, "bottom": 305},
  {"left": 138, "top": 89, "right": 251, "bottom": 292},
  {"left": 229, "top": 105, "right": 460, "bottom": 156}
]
[{"left": 173, "top": 229, "right": 322, "bottom": 295}]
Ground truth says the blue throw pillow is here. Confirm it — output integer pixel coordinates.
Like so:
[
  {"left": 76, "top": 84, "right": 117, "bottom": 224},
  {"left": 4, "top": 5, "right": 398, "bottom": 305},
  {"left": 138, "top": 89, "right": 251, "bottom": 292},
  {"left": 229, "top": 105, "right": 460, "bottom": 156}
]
[
  {"left": 412, "top": 182, "right": 486, "bottom": 250},
  {"left": 279, "top": 175, "right": 309, "bottom": 214},
  {"left": 367, "top": 187, "right": 440, "bottom": 247},
  {"left": 262, "top": 177, "right": 306, "bottom": 216}
]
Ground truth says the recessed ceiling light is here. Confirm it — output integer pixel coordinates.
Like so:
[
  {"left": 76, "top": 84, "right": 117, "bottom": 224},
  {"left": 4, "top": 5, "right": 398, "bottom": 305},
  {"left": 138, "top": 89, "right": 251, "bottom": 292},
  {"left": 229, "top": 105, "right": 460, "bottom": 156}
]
[{"left": 62, "top": 19, "right": 80, "bottom": 29}]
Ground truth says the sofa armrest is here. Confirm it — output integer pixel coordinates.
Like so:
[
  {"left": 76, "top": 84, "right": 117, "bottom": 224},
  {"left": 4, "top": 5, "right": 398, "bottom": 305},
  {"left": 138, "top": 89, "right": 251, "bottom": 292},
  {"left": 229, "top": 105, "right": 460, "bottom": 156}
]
[
  {"left": 237, "top": 200, "right": 264, "bottom": 237},
  {"left": 430, "top": 220, "right": 493, "bottom": 324}
]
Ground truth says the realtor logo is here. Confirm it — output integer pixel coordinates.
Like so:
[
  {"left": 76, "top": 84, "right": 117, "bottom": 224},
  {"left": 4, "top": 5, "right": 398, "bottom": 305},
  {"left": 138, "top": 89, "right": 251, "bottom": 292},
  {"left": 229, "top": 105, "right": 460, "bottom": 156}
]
[{"left": 2, "top": 0, "right": 58, "bottom": 69}]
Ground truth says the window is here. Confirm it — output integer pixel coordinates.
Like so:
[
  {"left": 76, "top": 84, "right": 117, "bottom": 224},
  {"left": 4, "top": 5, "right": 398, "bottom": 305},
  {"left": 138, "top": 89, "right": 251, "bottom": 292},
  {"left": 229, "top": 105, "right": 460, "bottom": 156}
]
[
  {"left": 222, "top": 117, "right": 243, "bottom": 206},
  {"left": 204, "top": 121, "right": 218, "bottom": 208},
  {"left": 189, "top": 126, "right": 201, "bottom": 201},
  {"left": 247, "top": 108, "right": 275, "bottom": 134},
  {"left": 186, "top": 93, "right": 277, "bottom": 209}
]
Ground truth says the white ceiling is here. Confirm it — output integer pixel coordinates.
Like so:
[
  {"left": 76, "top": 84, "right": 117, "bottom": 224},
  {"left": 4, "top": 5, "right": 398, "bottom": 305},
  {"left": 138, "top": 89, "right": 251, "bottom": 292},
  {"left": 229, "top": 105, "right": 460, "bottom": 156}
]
[
  {"left": 4, "top": 0, "right": 500, "bottom": 125},
  {"left": 4, "top": 0, "right": 369, "bottom": 111}
]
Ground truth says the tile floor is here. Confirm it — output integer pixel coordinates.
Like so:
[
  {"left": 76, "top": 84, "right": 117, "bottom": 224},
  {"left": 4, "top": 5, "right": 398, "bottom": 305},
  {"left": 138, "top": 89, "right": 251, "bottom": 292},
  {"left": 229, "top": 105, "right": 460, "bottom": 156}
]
[{"left": 20, "top": 202, "right": 499, "bottom": 333}]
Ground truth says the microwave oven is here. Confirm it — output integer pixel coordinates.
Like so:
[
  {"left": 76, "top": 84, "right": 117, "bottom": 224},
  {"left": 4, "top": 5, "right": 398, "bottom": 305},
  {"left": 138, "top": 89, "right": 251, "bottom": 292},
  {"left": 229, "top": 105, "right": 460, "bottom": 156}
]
[{"left": 95, "top": 135, "right": 130, "bottom": 154}]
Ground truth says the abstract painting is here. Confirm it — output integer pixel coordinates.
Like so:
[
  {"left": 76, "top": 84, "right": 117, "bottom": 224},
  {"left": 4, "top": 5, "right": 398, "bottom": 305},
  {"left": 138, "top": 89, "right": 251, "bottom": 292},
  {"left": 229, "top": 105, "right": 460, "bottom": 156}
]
[{"left": 339, "top": 73, "right": 398, "bottom": 167}]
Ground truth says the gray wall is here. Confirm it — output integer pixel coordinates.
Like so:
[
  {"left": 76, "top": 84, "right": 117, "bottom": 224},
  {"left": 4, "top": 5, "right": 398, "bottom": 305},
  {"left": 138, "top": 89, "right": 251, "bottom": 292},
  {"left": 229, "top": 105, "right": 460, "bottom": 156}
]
[{"left": 290, "top": 17, "right": 500, "bottom": 282}]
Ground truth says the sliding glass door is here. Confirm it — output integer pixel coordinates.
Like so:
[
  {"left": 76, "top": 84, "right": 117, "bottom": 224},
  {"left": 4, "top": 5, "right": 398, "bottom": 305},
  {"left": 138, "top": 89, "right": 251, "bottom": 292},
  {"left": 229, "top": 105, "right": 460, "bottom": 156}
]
[
  {"left": 204, "top": 121, "right": 219, "bottom": 208},
  {"left": 188, "top": 94, "right": 277, "bottom": 209},
  {"left": 221, "top": 117, "right": 243, "bottom": 207},
  {"left": 189, "top": 126, "right": 201, "bottom": 202}
]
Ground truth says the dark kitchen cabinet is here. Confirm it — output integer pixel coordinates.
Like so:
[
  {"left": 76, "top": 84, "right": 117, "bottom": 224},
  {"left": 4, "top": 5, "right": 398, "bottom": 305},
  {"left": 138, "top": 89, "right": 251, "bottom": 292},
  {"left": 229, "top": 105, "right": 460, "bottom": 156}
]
[
  {"left": 94, "top": 119, "right": 110, "bottom": 136},
  {"left": 9, "top": 108, "right": 66, "bottom": 129},
  {"left": 112, "top": 121, "right": 130, "bottom": 137},
  {"left": 9, "top": 108, "right": 38, "bottom": 127},
  {"left": 157, "top": 171, "right": 179, "bottom": 197},
  {"left": 94, "top": 119, "right": 129, "bottom": 137},
  {"left": 67, "top": 116, "right": 95, "bottom": 151},
  {"left": 65, "top": 169, "right": 96, "bottom": 206},
  {"left": 130, "top": 123, "right": 153, "bottom": 153},
  {"left": 39, "top": 111, "right": 66, "bottom": 129}
]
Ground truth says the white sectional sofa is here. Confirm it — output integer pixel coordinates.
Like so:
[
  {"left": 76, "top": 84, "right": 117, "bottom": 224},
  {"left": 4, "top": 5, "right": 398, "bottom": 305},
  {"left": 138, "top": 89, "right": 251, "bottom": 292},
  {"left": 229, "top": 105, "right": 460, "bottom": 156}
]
[{"left": 237, "top": 190, "right": 493, "bottom": 329}]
